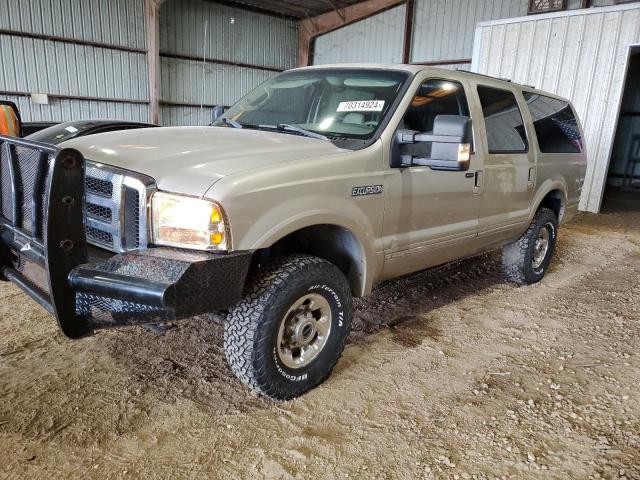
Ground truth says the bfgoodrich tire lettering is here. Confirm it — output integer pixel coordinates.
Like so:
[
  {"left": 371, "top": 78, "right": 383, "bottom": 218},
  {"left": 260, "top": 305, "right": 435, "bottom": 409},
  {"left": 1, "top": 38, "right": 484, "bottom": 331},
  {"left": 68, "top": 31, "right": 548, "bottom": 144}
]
[
  {"left": 224, "top": 255, "right": 352, "bottom": 400},
  {"left": 502, "top": 207, "right": 558, "bottom": 285}
]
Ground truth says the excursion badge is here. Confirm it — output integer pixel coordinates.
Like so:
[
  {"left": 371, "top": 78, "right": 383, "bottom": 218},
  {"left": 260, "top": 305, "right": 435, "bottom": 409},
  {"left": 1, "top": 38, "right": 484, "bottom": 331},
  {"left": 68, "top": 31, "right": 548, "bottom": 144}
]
[{"left": 352, "top": 185, "right": 383, "bottom": 197}]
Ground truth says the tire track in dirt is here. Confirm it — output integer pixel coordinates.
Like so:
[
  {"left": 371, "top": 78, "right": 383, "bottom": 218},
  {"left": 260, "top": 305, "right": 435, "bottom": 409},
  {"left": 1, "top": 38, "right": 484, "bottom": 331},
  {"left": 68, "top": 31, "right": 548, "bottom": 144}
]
[{"left": 0, "top": 210, "right": 639, "bottom": 479}]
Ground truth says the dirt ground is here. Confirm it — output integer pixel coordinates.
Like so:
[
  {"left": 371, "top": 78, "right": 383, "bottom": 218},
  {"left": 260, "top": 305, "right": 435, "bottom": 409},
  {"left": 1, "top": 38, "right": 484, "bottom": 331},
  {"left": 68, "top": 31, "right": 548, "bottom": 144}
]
[{"left": 1, "top": 194, "right": 639, "bottom": 480}]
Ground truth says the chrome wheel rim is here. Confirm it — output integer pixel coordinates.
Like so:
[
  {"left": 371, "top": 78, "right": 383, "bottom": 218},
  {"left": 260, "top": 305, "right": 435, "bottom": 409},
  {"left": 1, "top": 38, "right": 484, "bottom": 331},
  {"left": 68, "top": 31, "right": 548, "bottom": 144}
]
[
  {"left": 276, "top": 293, "right": 331, "bottom": 369},
  {"left": 532, "top": 224, "right": 551, "bottom": 270}
]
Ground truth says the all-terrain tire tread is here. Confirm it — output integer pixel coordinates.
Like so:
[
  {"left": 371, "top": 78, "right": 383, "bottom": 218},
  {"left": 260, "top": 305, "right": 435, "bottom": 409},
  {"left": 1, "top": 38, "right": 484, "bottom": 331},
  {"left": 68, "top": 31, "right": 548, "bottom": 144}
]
[
  {"left": 224, "top": 254, "right": 352, "bottom": 400},
  {"left": 502, "top": 207, "right": 557, "bottom": 285}
]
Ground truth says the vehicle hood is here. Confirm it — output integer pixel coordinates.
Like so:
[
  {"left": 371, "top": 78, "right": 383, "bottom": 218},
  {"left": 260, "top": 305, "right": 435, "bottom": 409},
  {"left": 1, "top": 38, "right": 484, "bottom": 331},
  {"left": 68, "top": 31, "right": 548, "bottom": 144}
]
[{"left": 62, "top": 126, "right": 347, "bottom": 195}]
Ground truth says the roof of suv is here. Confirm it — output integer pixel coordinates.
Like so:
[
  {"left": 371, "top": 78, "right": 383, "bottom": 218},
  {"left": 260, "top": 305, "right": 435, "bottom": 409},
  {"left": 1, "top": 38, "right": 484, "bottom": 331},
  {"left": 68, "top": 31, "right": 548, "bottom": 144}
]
[{"left": 295, "top": 63, "right": 571, "bottom": 103}]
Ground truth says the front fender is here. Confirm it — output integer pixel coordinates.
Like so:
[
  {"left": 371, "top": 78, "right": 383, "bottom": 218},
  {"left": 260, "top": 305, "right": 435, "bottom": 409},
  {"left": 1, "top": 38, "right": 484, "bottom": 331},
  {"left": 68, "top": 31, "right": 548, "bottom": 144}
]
[{"left": 237, "top": 197, "right": 380, "bottom": 295}]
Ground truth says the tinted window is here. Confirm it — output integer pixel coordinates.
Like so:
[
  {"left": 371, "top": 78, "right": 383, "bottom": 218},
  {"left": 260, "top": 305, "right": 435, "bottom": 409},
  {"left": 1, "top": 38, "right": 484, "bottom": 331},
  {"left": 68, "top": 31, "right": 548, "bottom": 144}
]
[
  {"left": 523, "top": 92, "right": 582, "bottom": 153},
  {"left": 401, "top": 79, "right": 469, "bottom": 133},
  {"left": 477, "top": 86, "right": 528, "bottom": 153}
]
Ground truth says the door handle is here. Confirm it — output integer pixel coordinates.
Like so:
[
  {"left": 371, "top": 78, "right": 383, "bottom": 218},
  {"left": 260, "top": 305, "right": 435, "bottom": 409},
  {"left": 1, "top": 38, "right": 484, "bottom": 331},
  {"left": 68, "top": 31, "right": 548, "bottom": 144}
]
[
  {"left": 473, "top": 170, "right": 483, "bottom": 194},
  {"left": 528, "top": 166, "right": 536, "bottom": 190}
]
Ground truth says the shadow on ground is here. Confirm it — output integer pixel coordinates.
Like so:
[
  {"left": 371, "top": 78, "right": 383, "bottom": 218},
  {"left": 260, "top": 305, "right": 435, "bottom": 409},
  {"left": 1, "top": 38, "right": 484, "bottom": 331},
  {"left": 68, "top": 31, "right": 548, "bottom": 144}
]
[{"left": 105, "top": 251, "right": 507, "bottom": 412}]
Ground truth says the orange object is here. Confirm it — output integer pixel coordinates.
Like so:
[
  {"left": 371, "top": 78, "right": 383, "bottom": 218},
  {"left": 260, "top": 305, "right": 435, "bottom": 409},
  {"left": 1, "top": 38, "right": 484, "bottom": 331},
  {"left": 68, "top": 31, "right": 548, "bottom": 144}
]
[{"left": 0, "top": 104, "right": 20, "bottom": 136}]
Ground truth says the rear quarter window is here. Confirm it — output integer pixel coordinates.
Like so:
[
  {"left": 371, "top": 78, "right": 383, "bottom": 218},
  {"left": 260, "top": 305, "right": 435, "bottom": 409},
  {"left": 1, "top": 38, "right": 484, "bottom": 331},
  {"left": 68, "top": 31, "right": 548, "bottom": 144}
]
[
  {"left": 477, "top": 86, "right": 528, "bottom": 154},
  {"left": 523, "top": 92, "right": 582, "bottom": 154}
]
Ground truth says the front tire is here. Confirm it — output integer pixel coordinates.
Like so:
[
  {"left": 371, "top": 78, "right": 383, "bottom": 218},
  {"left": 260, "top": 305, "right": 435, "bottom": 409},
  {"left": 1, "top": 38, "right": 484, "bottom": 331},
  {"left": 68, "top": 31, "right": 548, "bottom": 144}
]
[
  {"left": 224, "top": 255, "right": 352, "bottom": 400},
  {"left": 502, "top": 207, "right": 558, "bottom": 285}
]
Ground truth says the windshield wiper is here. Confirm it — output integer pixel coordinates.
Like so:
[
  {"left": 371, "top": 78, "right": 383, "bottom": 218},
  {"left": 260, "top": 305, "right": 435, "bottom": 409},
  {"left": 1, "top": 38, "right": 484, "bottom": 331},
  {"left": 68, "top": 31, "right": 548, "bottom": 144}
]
[
  {"left": 221, "top": 117, "right": 242, "bottom": 129},
  {"left": 257, "top": 123, "right": 329, "bottom": 141}
]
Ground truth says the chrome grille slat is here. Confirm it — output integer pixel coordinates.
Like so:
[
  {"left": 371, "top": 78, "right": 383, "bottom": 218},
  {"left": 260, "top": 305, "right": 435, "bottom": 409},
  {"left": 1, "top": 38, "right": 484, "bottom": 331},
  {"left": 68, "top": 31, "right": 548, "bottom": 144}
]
[
  {"left": 85, "top": 194, "right": 117, "bottom": 209},
  {"left": 85, "top": 163, "right": 154, "bottom": 253},
  {"left": 86, "top": 216, "right": 120, "bottom": 235}
]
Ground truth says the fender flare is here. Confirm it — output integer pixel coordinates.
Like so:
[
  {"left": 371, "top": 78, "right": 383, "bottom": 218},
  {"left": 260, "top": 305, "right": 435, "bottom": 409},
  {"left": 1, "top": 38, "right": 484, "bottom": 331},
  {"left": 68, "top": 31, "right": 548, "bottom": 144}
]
[
  {"left": 244, "top": 211, "right": 379, "bottom": 297},
  {"left": 529, "top": 178, "right": 568, "bottom": 224}
]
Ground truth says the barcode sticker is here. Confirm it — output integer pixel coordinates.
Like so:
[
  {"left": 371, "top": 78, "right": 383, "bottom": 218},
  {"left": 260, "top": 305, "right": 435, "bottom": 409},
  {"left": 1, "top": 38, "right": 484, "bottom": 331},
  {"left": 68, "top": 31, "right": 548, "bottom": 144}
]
[{"left": 337, "top": 100, "right": 385, "bottom": 112}]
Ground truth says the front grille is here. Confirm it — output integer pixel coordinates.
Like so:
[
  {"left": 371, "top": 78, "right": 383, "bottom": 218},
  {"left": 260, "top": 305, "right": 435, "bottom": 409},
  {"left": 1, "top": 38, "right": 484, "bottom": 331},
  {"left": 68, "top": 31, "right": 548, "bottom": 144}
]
[
  {"left": 84, "top": 163, "right": 154, "bottom": 253},
  {"left": 11, "top": 250, "right": 50, "bottom": 295},
  {"left": 0, "top": 150, "right": 13, "bottom": 221},
  {"left": 0, "top": 144, "right": 50, "bottom": 238},
  {"left": 86, "top": 226, "right": 114, "bottom": 246},
  {"left": 86, "top": 176, "right": 113, "bottom": 197},
  {"left": 86, "top": 203, "right": 112, "bottom": 222}
]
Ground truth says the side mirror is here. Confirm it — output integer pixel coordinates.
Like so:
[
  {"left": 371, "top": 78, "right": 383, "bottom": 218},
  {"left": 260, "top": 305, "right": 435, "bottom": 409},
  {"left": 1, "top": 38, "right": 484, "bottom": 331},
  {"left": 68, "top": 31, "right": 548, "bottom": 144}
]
[
  {"left": 211, "top": 105, "right": 225, "bottom": 124},
  {"left": 394, "top": 115, "right": 472, "bottom": 171},
  {"left": 0, "top": 100, "right": 22, "bottom": 137}
]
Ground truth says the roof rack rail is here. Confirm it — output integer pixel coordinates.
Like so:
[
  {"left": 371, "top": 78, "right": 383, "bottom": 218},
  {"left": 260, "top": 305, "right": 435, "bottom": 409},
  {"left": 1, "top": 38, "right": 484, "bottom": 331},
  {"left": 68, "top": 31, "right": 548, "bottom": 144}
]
[
  {"left": 456, "top": 69, "right": 537, "bottom": 90},
  {"left": 455, "top": 68, "right": 512, "bottom": 83}
]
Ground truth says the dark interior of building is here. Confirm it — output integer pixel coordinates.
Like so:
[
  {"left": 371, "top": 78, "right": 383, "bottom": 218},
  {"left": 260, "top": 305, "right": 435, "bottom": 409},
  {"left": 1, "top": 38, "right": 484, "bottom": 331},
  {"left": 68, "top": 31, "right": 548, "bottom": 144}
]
[{"left": 603, "top": 47, "right": 640, "bottom": 212}]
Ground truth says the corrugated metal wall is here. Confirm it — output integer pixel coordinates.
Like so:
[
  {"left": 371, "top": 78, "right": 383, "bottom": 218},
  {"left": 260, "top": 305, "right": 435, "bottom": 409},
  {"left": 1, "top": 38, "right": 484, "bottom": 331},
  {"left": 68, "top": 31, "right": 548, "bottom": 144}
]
[
  {"left": 0, "top": 0, "right": 149, "bottom": 123},
  {"left": 313, "top": 5, "right": 406, "bottom": 65},
  {"left": 311, "top": 0, "right": 525, "bottom": 68},
  {"left": 411, "top": 0, "right": 526, "bottom": 63},
  {"left": 159, "top": 0, "right": 298, "bottom": 126},
  {"left": 471, "top": 3, "right": 640, "bottom": 212},
  {"left": 311, "top": 0, "right": 620, "bottom": 69}
]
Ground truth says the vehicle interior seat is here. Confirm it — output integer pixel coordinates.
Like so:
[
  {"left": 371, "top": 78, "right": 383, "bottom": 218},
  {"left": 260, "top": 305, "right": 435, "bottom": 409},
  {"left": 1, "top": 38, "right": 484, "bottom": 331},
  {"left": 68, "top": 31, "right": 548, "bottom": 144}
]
[{"left": 342, "top": 112, "right": 365, "bottom": 125}]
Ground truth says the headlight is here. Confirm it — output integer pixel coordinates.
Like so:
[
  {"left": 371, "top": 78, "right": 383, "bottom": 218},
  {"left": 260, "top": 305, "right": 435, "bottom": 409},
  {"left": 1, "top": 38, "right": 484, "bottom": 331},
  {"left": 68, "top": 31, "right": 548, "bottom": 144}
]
[{"left": 151, "top": 192, "right": 228, "bottom": 250}]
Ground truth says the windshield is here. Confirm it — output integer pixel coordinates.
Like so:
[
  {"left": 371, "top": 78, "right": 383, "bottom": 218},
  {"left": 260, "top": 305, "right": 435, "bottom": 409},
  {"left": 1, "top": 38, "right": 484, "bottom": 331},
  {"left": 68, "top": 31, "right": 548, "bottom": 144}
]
[{"left": 214, "top": 69, "right": 410, "bottom": 140}]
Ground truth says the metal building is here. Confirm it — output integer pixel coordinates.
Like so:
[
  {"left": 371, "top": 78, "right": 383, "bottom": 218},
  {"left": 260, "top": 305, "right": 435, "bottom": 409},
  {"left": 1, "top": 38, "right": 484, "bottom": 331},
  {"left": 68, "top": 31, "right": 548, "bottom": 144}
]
[
  {"left": 471, "top": 3, "right": 640, "bottom": 212},
  {"left": 310, "top": 0, "right": 619, "bottom": 69},
  {"left": 158, "top": 0, "right": 298, "bottom": 126},
  {"left": 0, "top": 0, "right": 149, "bottom": 123},
  {"left": 1, "top": 0, "right": 638, "bottom": 213},
  {"left": 0, "top": 0, "right": 299, "bottom": 127}
]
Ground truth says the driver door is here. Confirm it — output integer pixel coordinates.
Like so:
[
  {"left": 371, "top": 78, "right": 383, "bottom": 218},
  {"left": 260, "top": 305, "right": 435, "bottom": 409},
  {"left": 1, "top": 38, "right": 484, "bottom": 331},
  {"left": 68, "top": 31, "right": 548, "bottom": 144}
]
[{"left": 381, "top": 77, "right": 483, "bottom": 280}]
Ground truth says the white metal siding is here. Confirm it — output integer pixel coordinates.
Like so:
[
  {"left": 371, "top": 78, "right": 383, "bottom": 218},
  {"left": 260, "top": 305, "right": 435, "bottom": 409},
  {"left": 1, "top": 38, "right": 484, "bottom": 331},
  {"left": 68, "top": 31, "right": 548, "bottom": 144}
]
[
  {"left": 411, "top": 0, "right": 527, "bottom": 63},
  {"left": 313, "top": 5, "right": 406, "bottom": 65},
  {"left": 0, "top": 0, "right": 146, "bottom": 49},
  {"left": 160, "top": 0, "right": 297, "bottom": 70},
  {"left": 159, "top": 0, "right": 298, "bottom": 125},
  {"left": 0, "top": 36, "right": 148, "bottom": 101},
  {"left": 471, "top": 4, "right": 640, "bottom": 212},
  {"left": 160, "top": 57, "right": 276, "bottom": 106},
  {"left": 0, "top": 94, "right": 149, "bottom": 123},
  {"left": 0, "top": 0, "right": 148, "bottom": 123}
]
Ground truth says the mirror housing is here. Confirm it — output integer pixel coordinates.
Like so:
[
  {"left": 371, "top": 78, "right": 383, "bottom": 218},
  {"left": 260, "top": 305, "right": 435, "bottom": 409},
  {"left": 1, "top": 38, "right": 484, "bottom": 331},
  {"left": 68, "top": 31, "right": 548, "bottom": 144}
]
[
  {"left": 0, "top": 100, "right": 22, "bottom": 137},
  {"left": 211, "top": 105, "right": 225, "bottom": 124},
  {"left": 394, "top": 115, "right": 472, "bottom": 171}
]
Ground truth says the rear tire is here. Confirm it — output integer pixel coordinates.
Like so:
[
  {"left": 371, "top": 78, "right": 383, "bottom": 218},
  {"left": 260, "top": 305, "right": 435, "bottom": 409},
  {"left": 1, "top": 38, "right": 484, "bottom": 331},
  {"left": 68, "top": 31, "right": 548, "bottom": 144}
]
[
  {"left": 502, "top": 207, "right": 558, "bottom": 285},
  {"left": 224, "top": 255, "right": 352, "bottom": 400}
]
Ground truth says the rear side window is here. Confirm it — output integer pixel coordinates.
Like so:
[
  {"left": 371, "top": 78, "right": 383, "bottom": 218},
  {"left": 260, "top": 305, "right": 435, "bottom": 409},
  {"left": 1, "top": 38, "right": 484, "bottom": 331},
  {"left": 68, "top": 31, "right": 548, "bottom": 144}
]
[
  {"left": 477, "top": 86, "right": 528, "bottom": 153},
  {"left": 523, "top": 92, "right": 582, "bottom": 153}
]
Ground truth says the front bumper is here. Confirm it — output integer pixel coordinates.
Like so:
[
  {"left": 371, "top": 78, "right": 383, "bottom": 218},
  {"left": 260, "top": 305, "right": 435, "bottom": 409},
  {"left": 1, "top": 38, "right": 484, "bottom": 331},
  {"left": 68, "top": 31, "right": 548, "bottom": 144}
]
[
  {"left": 70, "top": 247, "right": 251, "bottom": 329},
  {"left": 0, "top": 135, "right": 251, "bottom": 338}
]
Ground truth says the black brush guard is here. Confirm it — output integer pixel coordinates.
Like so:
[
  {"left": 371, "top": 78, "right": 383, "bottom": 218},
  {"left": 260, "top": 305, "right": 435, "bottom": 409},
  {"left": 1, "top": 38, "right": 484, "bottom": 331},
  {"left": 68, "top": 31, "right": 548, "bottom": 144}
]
[{"left": 0, "top": 135, "right": 251, "bottom": 338}]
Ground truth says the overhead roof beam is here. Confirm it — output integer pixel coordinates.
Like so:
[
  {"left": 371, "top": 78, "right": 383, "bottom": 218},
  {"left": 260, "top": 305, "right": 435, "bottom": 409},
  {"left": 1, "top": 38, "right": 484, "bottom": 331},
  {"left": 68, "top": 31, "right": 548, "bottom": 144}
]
[
  {"left": 298, "top": 0, "right": 406, "bottom": 67},
  {"left": 325, "top": 0, "right": 346, "bottom": 22},
  {"left": 402, "top": 0, "right": 414, "bottom": 63}
]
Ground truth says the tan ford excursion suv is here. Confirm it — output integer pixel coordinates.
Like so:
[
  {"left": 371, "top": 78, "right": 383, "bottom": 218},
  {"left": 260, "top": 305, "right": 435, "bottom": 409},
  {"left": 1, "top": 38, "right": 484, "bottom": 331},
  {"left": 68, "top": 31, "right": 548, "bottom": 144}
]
[{"left": 0, "top": 65, "right": 586, "bottom": 399}]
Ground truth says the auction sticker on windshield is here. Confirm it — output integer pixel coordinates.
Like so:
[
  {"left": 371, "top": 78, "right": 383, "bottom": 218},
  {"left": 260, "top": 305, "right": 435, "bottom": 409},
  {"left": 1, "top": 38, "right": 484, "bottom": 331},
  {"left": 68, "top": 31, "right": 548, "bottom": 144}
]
[{"left": 337, "top": 100, "right": 385, "bottom": 112}]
